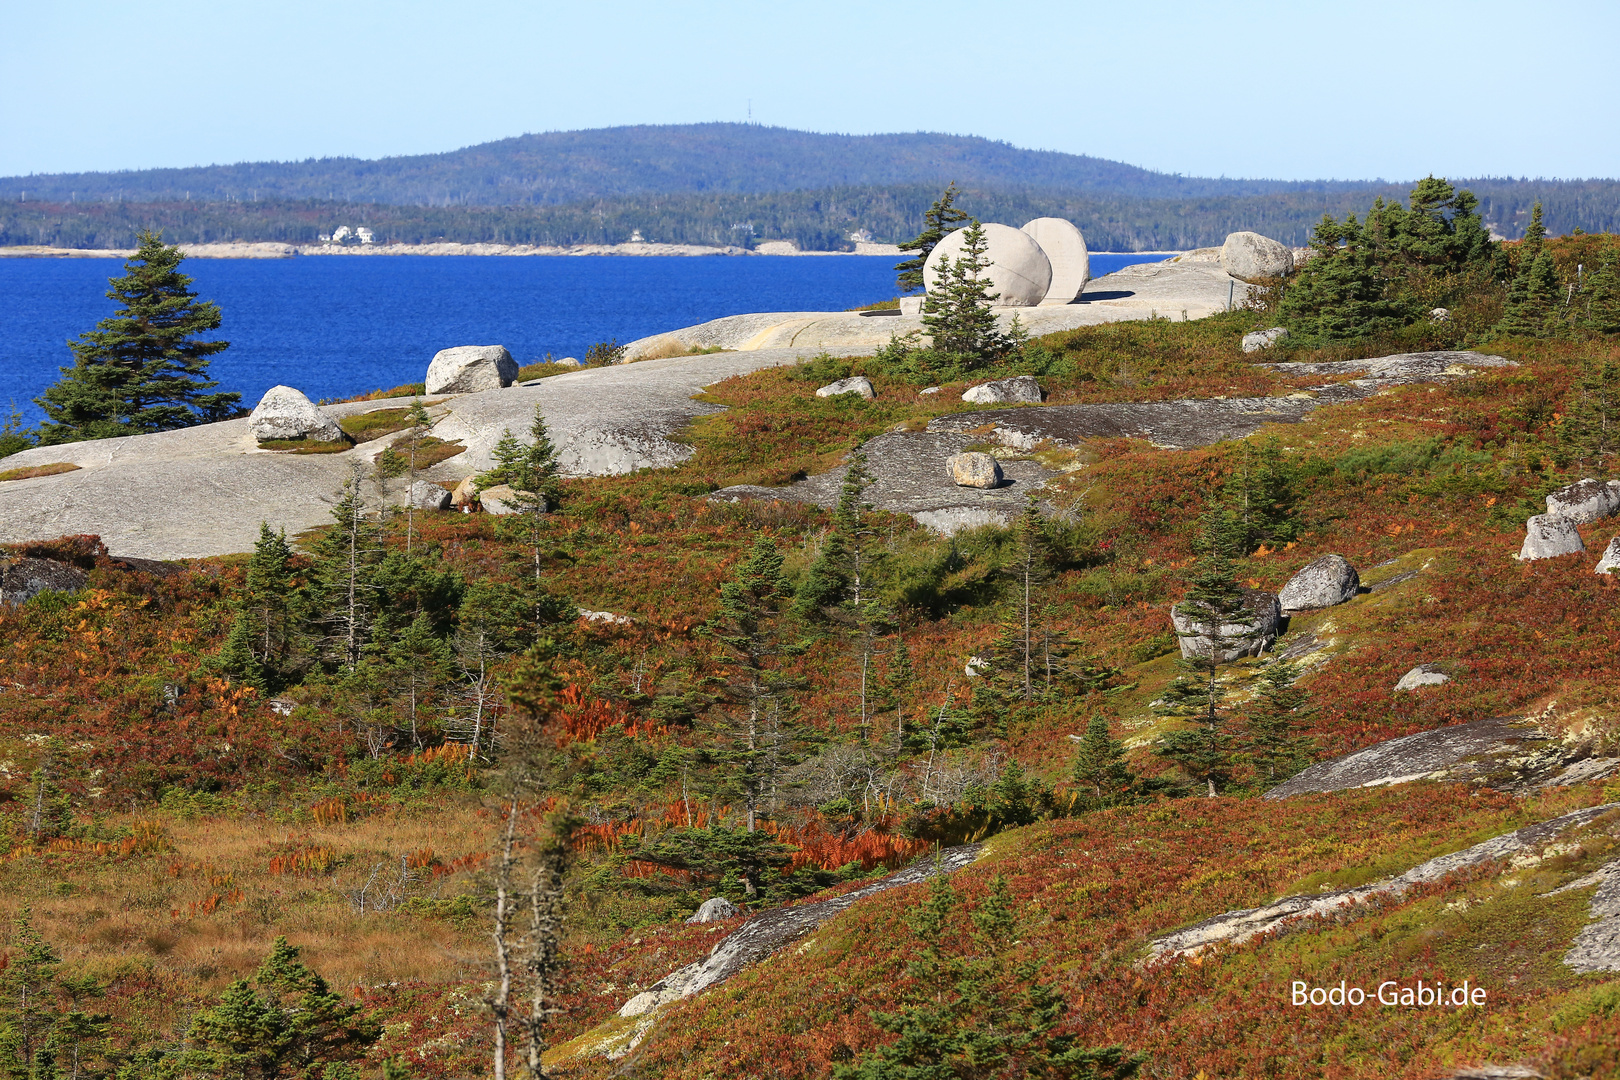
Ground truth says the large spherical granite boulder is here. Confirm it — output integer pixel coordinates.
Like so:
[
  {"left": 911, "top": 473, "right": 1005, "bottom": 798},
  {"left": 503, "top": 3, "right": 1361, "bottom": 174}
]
[
  {"left": 1020, "top": 217, "right": 1089, "bottom": 304},
  {"left": 247, "top": 385, "right": 343, "bottom": 443},
  {"left": 1277, "top": 554, "right": 1360, "bottom": 613},
  {"left": 425, "top": 345, "right": 518, "bottom": 395},
  {"left": 923, "top": 223, "right": 1052, "bottom": 308},
  {"left": 1220, "top": 232, "right": 1295, "bottom": 282}
]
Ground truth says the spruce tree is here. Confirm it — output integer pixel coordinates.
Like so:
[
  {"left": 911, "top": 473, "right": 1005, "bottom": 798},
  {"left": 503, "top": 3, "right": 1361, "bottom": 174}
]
[
  {"left": 1225, "top": 434, "right": 1298, "bottom": 552},
  {"left": 1581, "top": 259, "right": 1620, "bottom": 334},
  {"left": 37, "top": 231, "right": 240, "bottom": 444},
  {"left": 1559, "top": 353, "right": 1620, "bottom": 470},
  {"left": 1395, "top": 176, "right": 1494, "bottom": 270},
  {"left": 1153, "top": 508, "right": 1250, "bottom": 796},
  {"left": 837, "top": 870, "right": 1144, "bottom": 1080},
  {"left": 1, "top": 909, "right": 62, "bottom": 1078},
  {"left": 1071, "top": 715, "right": 1135, "bottom": 800},
  {"left": 878, "top": 635, "right": 916, "bottom": 760},
  {"left": 1497, "top": 203, "right": 1563, "bottom": 338},
  {"left": 1244, "top": 659, "right": 1316, "bottom": 786},
  {"left": 702, "top": 537, "right": 803, "bottom": 832},
  {"left": 1279, "top": 214, "right": 1405, "bottom": 343},
  {"left": 895, "top": 182, "right": 969, "bottom": 295},
  {"left": 477, "top": 406, "right": 564, "bottom": 615},
  {"left": 217, "top": 610, "right": 266, "bottom": 692},
  {"left": 0, "top": 405, "right": 34, "bottom": 460},
  {"left": 921, "top": 220, "right": 1008, "bottom": 366},
  {"left": 179, "top": 936, "right": 379, "bottom": 1080},
  {"left": 389, "top": 612, "right": 453, "bottom": 751},
  {"left": 308, "top": 467, "right": 383, "bottom": 672}
]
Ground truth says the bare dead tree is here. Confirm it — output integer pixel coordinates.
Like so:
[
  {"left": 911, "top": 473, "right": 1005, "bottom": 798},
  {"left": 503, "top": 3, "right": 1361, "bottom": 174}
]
[{"left": 487, "top": 799, "right": 520, "bottom": 1080}]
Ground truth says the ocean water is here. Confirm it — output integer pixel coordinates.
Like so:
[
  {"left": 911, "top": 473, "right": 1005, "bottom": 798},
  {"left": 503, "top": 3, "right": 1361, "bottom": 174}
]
[{"left": 1, "top": 252, "right": 1162, "bottom": 426}]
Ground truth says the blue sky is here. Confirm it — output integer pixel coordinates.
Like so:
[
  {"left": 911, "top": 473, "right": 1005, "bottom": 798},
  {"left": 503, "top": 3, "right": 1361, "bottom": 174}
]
[{"left": 4, "top": 0, "right": 1616, "bottom": 182}]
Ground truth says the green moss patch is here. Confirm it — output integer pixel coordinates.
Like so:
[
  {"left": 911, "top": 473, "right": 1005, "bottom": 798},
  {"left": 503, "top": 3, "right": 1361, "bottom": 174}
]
[
  {"left": 256, "top": 438, "right": 352, "bottom": 454},
  {"left": 338, "top": 408, "right": 415, "bottom": 443}
]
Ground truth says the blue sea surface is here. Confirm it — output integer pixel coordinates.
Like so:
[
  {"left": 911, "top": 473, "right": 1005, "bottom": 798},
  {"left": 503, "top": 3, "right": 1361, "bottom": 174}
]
[{"left": 1, "top": 252, "right": 1161, "bottom": 426}]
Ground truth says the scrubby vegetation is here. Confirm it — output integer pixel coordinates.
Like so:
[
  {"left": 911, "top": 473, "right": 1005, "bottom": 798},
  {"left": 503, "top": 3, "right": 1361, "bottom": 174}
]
[{"left": 4, "top": 226, "right": 1620, "bottom": 1078}]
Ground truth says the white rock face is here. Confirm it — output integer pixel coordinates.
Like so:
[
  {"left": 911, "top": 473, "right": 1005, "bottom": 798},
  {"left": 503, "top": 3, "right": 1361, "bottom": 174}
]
[
  {"left": 1242, "top": 327, "right": 1289, "bottom": 353},
  {"left": 1395, "top": 664, "right": 1451, "bottom": 692},
  {"left": 1277, "top": 554, "right": 1360, "bottom": 613},
  {"left": 1546, "top": 478, "right": 1620, "bottom": 524},
  {"left": 685, "top": 897, "right": 741, "bottom": 924},
  {"left": 815, "top": 376, "right": 875, "bottom": 400},
  {"left": 946, "top": 452, "right": 1003, "bottom": 489},
  {"left": 923, "top": 223, "right": 1052, "bottom": 308},
  {"left": 914, "top": 507, "right": 1008, "bottom": 535},
  {"left": 1020, "top": 217, "right": 1089, "bottom": 304},
  {"left": 1519, "top": 514, "right": 1585, "bottom": 560},
  {"left": 1171, "top": 590, "right": 1281, "bottom": 662},
  {"left": 1596, "top": 537, "right": 1620, "bottom": 575},
  {"left": 425, "top": 345, "right": 518, "bottom": 395},
  {"left": 962, "top": 375, "right": 1043, "bottom": 405},
  {"left": 247, "top": 386, "right": 343, "bottom": 443},
  {"left": 1220, "top": 232, "right": 1294, "bottom": 282},
  {"left": 405, "top": 479, "right": 451, "bottom": 511}
]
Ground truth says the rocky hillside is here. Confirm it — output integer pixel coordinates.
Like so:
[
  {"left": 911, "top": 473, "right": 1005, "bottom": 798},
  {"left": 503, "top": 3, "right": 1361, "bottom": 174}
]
[{"left": 1, "top": 240, "right": 1618, "bottom": 1078}]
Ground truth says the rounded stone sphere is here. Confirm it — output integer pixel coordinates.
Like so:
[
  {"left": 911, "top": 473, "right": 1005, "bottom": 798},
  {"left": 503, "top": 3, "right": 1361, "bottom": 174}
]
[
  {"left": 923, "top": 223, "right": 1052, "bottom": 308},
  {"left": 1020, "top": 218, "right": 1089, "bottom": 304}
]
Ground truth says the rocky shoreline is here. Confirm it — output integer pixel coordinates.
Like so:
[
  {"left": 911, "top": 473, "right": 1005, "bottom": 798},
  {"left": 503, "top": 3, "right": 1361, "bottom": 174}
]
[{"left": 0, "top": 240, "right": 909, "bottom": 259}]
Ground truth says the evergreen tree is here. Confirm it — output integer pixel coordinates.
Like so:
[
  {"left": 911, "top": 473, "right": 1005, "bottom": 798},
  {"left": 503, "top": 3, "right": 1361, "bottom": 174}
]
[
  {"left": 1071, "top": 715, "right": 1135, "bottom": 800},
  {"left": 0, "top": 405, "right": 34, "bottom": 461},
  {"left": 1559, "top": 352, "right": 1620, "bottom": 470},
  {"left": 307, "top": 467, "right": 383, "bottom": 672},
  {"left": 702, "top": 537, "right": 804, "bottom": 832},
  {"left": 1153, "top": 509, "right": 1250, "bottom": 797},
  {"left": 1224, "top": 435, "right": 1298, "bottom": 553},
  {"left": 0, "top": 909, "right": 62, "bottom": 1079},
  {"left": 836, "top": 870, "right": 1143, "bottom": 1080},
  {"left": 217, "top": 610, "right": 266, "bottom": 692},
  {"left": 1496, "top": 203, "right": 1563, "bottom": 338},
  {"left": 477, "top": 407, "right": 564, "bottom": 619},
  {"left": 388, "top": 612, "right": 453, "bottom": 751},
  {"left": 1279, "top": 214, "right": 1406, "bottom": 343},
  {"left": 877, "top": 635, "right": 917, "bottom": 760},
  {"left": 1393, "top": 177, "right": 1494, "bottom": 270},
  {"left": 895, "top": 183, "right": 969, "bottom": 295},
  {"left": 794, "top": 453, "right": 879, "bottom": 620},
  {"left": 36, "top": 231, "right": 240, "bottom": 444},
  {"left": 922, "top": 220, "right": 1008, "bottom": 365},
  {"left": 1243, "top": 659, "right": 1316, "bottom": 786},
  {"left": 178, "top": 937, "right": 379, "bottom": 1080},
  {"left": 1580, "top": 259, "right": 1620, "bottom": 335}
]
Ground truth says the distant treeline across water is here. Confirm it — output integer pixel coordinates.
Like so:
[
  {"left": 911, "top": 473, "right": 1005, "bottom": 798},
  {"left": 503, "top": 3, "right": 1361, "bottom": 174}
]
[{"left": 6, "top": 178, "right": 1618, "bottom": 254}]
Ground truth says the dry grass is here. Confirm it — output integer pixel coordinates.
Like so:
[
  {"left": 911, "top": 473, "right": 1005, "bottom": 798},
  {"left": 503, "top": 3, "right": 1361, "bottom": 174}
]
[
  {"left": 256, "top": 438, "right": 353, "bottom": 454},
  {"left": 3, "top": 799, "right": 495, "bottom": 1002},
  {"left": 0, "top": 462, "right": 81, "bottom": 482}
]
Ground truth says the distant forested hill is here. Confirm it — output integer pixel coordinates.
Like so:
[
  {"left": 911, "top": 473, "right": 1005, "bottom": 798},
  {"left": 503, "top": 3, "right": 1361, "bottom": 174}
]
[
  {"left": 0, "top": 124, "right": 1383, "bottom": 207},
  {"left": 3, "top": 124, "right": 1617, "bottom": 250}
]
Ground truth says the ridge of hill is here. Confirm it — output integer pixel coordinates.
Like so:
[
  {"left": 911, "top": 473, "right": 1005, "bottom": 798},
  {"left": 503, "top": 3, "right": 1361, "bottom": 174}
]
[{"left": 0, "top": 124, "right": 1386, "bottom": 207}]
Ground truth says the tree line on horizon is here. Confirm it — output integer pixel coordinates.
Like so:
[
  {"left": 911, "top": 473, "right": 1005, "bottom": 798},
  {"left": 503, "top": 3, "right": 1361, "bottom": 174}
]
[{"left": 6, "top": 177, "right": 1620, "bottom": 253}]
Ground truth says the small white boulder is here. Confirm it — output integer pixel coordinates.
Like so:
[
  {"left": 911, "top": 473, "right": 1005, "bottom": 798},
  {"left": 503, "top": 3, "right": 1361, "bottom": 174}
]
[
  {"left": 1395, "top": 664, "right": 1451, "bottom": 692},
  {"left": 1429, "top": 308, "right": 1451, "bottom": 323},
  {"left": 899, "top": 296, "right": 924, "bottom": 315},
  {"left": 964, "top": 655, "right": 991, "bottom": 678},
  {"left": 1220, "top": 232, "right": 1294, "bottom": 282},
  {"left": 555, "top": 356, "right": 583, "bottom": 368},
  {"left": 1242, "top": 327, "right": 1289, "bottom": 353},
  {"left": 248, "top": 386, "right": 344, "bottom": 443},
  {"left": 1518, "top": 514, "right": 1585, "bottom": 561},
  {"left": 1277, "top": 554, "right": 1360, "bottom": 613},
  {"left": 425, "top": 345, "right": 518, "bottom": 395},
  {"left": 962, "top": 375, "right": 1043, "bottom": 405},
  {"left": 815, "top": 376, "right": 875, "bottom": 400},
  {"left": 946, "top": 452, "right": 1004, "bottom": 489},
  {"left": 685, "top": 897, "right": 741, "bottom": 924},
  {"left": 919, "top": 386, "right": 941, "bottom": 396},
  {"left": 1595, "top": 536, "right": 1620, "bottom": 575},
  {"left": 1546, "top": 478, "right": 1620, "bottom": 524}
]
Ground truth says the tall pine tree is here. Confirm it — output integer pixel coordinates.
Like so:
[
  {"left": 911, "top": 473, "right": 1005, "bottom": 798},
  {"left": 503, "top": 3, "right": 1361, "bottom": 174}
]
[
  {"left": 1497, "top": 203, "right": 1563, "bottom": 338},
  {"left": 37, "top": 231, "right": 240, "bottom": 444}
]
